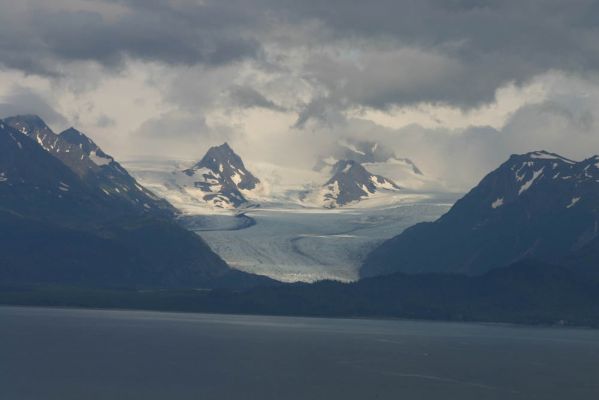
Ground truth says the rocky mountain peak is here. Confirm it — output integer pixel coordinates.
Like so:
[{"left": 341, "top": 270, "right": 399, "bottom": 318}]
[
  {"left": 2, "top": 115, "right": 174, "bottom": 217},
  {"left": 59, "top": 127, "right": 98, "bottom": 151},
  {"left": 180, "top": 143, "right": 261, "bottom": 208},
  {"left": 319, "top": 160, "right": 400, "bottom": 208},
  {"left": 4, "top": 114, "right": 49, "bottom": 134}
]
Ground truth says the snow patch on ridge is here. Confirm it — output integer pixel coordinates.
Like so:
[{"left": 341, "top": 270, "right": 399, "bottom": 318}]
[
  {"left": 529, "top": 151, "right": 575, "bottom": 164},
  {"left": 519, "top": 167, "right": 544, "bottom": 195},
  {"left": 567, "top": 197, "right": 580, "bottom": 208},
  {"left": 89, "top": 151, "right": 112, "bottom": 166},
  {"left": 372, "top": 176, "right": 396, "bottom": 190}
]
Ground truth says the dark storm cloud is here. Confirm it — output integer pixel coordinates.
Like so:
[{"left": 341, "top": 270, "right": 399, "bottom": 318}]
[
  {"left": 0, "top": 0, "right": 262, "bottom": 74},
  {"left": 268, "top": 0, "right": 599, "bottom": 117},
  {"left": 1, "top": 0, "right": 599, "bottom": 111},
  {"left": 266, "top": 0, "right": 599, "bottom": 72}
]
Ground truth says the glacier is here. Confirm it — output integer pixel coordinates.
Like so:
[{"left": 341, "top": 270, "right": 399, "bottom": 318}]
[{"left": 123, "top": 157, "right": 456, "bottom": 282}]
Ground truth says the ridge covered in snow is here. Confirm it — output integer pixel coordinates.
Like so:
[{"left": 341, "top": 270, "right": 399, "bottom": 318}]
[
  {"left": 307, "top": 160, "right": 400, "bottom": 208},
  {"left": 173, "top": 143, "right": 263, "bottom": 209},
  {"left": 485, "top": 150, "right": 599, "bottom": 210}
]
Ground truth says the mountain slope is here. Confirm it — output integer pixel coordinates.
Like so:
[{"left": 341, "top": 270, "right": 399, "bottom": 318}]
[
  {"left": 312, "top": 160, "right": 399, "bottom": 208},
  {"left": 0, "top": 210, "right": 272, "bottom": 289},
  {"left": 0, "top": 120, "right": 114, "bottom": 223},
  {"left": 0, "top": 121, "right": 274, "bottom": 289},
  {"left": 361, "top": 150, "right": 599, "bottom": 277},
  {"left": 4, "top": 115, "right": 174, "bottom": 218},
  {"left": 180, "top": 142, "right": 261, "bottom": 208}
]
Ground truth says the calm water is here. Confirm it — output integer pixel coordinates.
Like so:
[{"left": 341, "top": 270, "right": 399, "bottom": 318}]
[{"left": 1, "top": 307, "right": 598, "bottom": 399}]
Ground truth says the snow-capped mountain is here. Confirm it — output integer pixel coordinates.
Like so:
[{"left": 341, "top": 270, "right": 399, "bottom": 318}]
[
  {"left": 362, "top": 150, "right": 599, "bottom": 278},
  {"left": 313, "top": 138, "right": 445, "bottom": 191},
  {"left": 122, "top": 141, "right": 435, "bottom": 212},
  {"left": 311, "top": 160, "right": 400, "bottom": 208},
  {"left": 179, "top": 143, "right": 262, "bottom": 208},
  {"left": 315, "top": 139, "right": 422, "bottom": 174},
  {"left": 3, "top": 115, "right": 174, "bottom": 217}
]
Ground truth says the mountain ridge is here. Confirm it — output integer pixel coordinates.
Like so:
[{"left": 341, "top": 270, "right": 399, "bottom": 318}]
[
  {"left": 315, "top": 160, "right": 400, "bottom": 208},
  {"left": 3, "top": 115, "right": 175, "bottom": 218},
  {"left": 0, "top": 118, "right": 275, "bottom": 289},
  {"left": 361, "top": 150, "right": 599, "bottom": 277}
]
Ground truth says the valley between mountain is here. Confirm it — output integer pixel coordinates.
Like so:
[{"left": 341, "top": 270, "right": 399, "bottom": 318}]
[
  {"left": 122, "top": 140, "right": 456, "bottom": 282},
  {"left": 179, "top": 199, "right": 454, "bottom": 282}
]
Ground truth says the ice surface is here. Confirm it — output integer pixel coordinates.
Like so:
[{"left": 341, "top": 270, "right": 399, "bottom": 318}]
[{"left": 185, "top": 195, "right": 455, "bottom": 283}]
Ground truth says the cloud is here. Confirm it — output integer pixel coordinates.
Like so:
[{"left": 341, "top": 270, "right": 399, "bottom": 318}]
[
  {"left": 96, "top": 114, "right": 116, "bottom": 128},
  {"left": 2, "top": 0, "right": 599, "bottom": 111},
  {"left": 0, "top": 0, "right": 262, "bottom": 76},
  {"left": 1, "top": 0, "right": 599, "bottom": 190},
  {"left": 228, "top": 85, "right": 286, "bottom": 112},
  {"left": 292, "top": 97, "right": 347, "bottom": 129},
  {"left": 332, "top": 98, "right": 599, "bottom": 191},
  {"left": 0, "top": 85, "right": 68, "bottom": 127},
  {"left": 260, "top": 0, "right": 599, "bottom": 110},
  {"left": 130, "top": 110, "right": 239, "bottom": 158}
]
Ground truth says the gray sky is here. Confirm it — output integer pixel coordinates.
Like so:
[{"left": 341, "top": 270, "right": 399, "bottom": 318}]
[{"left": 1, "top": 0, "right": 599, "bottom": 189}]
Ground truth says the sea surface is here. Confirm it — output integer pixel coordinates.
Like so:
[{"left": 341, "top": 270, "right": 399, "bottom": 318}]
[{"left": 1, "top": 306, "right": 598, "bottom": 399}]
